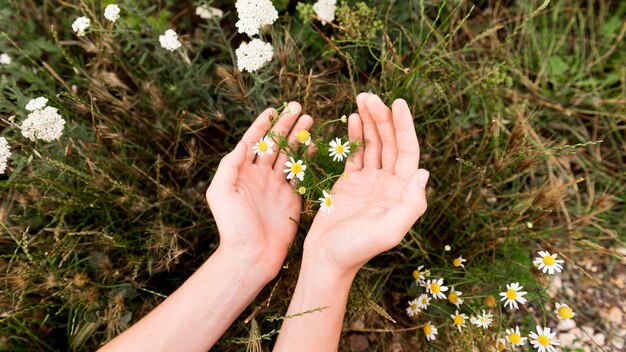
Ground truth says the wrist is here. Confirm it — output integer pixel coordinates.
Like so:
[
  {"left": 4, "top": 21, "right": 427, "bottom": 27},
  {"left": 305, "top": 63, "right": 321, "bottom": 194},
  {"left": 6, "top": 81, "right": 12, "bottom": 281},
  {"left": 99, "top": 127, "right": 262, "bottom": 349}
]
[{"left": 212, "top": 245, "right": 278, "bottom": 285}]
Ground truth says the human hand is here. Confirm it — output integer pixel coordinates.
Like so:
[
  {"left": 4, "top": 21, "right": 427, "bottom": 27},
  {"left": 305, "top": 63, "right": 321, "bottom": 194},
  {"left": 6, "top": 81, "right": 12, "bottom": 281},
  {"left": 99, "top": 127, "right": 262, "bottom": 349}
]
[
  {"left": 304, "top": 93, "right": 429, "bottom": 275},
  {"left": 206, "top": 103, "right": 313, "bottom": 280}
]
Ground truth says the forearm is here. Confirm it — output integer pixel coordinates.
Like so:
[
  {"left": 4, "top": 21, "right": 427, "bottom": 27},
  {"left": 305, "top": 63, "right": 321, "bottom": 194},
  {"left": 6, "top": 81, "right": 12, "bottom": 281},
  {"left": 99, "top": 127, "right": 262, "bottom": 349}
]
[
  {"left": 100, "top": 246, "right": 272, "bottom": 352},
  {"left": 274, "top": 252, "right": 357, "bottom": 351}
]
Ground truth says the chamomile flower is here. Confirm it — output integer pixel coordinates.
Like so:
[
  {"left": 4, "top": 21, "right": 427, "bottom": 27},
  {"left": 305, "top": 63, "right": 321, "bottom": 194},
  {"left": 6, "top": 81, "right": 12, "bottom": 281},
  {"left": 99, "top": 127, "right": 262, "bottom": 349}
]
[
  {"left": 425, "top": 278, "right": 448, "bottom": 299},
  {"left": 528, "top": 326, "right": 560, "bottom": 352},
  {"left": 416, "top": 293, "right": 430, "bottom": 311},
  {"left": 295, "top": 129, "right": 311, "bottom": 145},
  {"left": 471, "top": 310, "right": 493, "bottom": 329},
  {"left": 0, "top": 137, "right": 11, "bottom": 174},
  {"left": 235, "top": 38, "right": 274, "bottom": 73},
  {"left": 297, "top": 186, "right": 306, "bottom": 195},
  {"left": 412, "top": 265, "right": 426, "bottom": 285},
  {"left": 313, "top": 0, "right": 337, "bottom": 25},
  {"left": 406, "top": 298, "right": 420, "bottom": 317},
  {"left": 104, "top": 4, "right": 120, "bottom": 22},
  {"left": 453, "top": 255, "right": 467, "bottom": 268},
  {"left": 499, "top": 282, "right": 528, "bottom": 310},
  {"left": 25, "top": 97, "right": 48, "bottom": 111},
  {"left": 253, "top": 136, "right": 274, "bottom": 157},
  {"left": 328, "top": 138, "right": 350, "bottom": 162},
  {"left": 555, "top": 303, "right": 575, "bottom": 320},
  {"left": 423, "top": 321, "right": 438, "bottom": 341},
  {"left": 0, "top": 53, "right": 11, "bottom": 65},
  {"left": 20, "top": 106, "right": 66, "bottom": 142},
  {"left": 533, "top": 251, "right": 564, "bottom": 275},
  {"left": 318, "top": 190, "right": 334, "bottom": 213},
  {"left": 284, "top": 157, "right": 306, "bottom": 181},
  {"left": 72, "top": 16, "right": 91, "bottom": 36},
  {"left": 159, "top": 29, "right": 182, "bottom": 51},
  {"left": 505, "top": 326, "right": 527, "bottom": 347},
  {"left": 447, "top": 287, "right": 464, "bottom": 308},
  {"left": 450, "top": 310, "right": 468, "bottom": 332}
]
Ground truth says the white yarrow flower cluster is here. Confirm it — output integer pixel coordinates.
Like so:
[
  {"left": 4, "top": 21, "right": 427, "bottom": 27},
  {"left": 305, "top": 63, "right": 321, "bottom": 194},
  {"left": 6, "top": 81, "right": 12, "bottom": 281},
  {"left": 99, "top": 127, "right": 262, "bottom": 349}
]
[
  {"left": 72, "top": 16, "right": 91, "bottom": 36},
  {"left": 235, "top": 0, "right": 278, "bottom": 36},
  {"left": 0, "top": 53, "right": 11, "bottom": 65},
  {"left": 104, "top": 4, "right": 121, "bottom": 22},
  {"left": 196, "top": 5, "right": 223, "bottom": 19},
  {"left": 0, "top": 137, "right": 11, "bottom": 174},
  {"left": 235, "top": 39, "right": 274, "bottom": 73},
  {"left": 20, "top": 99, "right": 66, "bottom": 142},
  {"left": 313, "top": 0, "right": 337, "bottom": 24},
  {"left": 25, "top": 97, "right": 49, "bottom": 111},
  {"left": 159, "top": 29, "right": 182, "bottom": 51}
]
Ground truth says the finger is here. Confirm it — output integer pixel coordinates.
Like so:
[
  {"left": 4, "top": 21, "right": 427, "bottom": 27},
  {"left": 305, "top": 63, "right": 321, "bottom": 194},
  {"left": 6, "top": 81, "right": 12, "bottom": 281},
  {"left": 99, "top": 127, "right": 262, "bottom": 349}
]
[
  {"left": 207, "top": 141, "right": 247, "bottom": 197},
  {"left": 392, "top": 99, "right": 420, "bottom": 177},
  {"left": 274, "top": 114, "right": 314, "bottom": 176},
  {"left": 242, "top": 107, "right": 276, "bottom": 162},
  {"left": 356, "top": 92, "right": 382, "bottom": 169},
  {"left": 365, "top": 94, "right": 397, "bottom": 173},
  {"left": 257, "top": 102, "right": 302, "bottom": 168},
  {"left": 344, "top": 113, "right": 363, "bottom": 173}
]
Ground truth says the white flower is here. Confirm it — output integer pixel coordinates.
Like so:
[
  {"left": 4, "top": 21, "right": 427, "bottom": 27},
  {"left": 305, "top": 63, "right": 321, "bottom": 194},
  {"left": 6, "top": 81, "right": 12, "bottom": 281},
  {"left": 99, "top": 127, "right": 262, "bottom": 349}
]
[
  {"left": 159, "top": 29, "right": 182, "bottom": 51},
  {"left": 499, "top": 282, "right": 528, "bottom": 310},
  {"left": 318, "top": 190, "right": 333, "bottom": 213},
  {"left": 284, "top": 156, "right": 306, "bottom": 181},
  {"left": 253, "top": 135, "right": 275, "bottom": 157},
  {"left": 235, "top": 39, "right": 273, "bottom": 73},
  {"left": 0, "top": 137, "right": 11, "bottom": 174},
  {"left": 104, "top": 4, "right": 121, "bottom": 22},
  {"left": 72, "top": 16, "right": 91, "bottom": 36},
  {"left": 0, "top": 53, "right": 11, "bottom": 65},
  {"left": 555, "top": 302, "right": 575, "bottom": 320},
  {"left": 425, "top": 278, "right": 448, "bottom": 299},
  {"left": 412, "top": 265, "right": 425, "bottom": 285},
  {"left": 295, "top": 129, "right": 311, "bottom": 145},
  {"left": 470, "top": 310, "right": 493, "bottom": 329},
  {"left": 533, "top": 250, "right": 564, "bottom": 275},
  {"left": 529, "top": 325, "right": 560, "bottom": 352},
  {"left": 453, "top": 255, "right": 466, "bottom": 268},
  {"left": 235, "top": 0, "right": 278, "bottom": 36},
  {"left": 505, "top": 326, "right": 527, "bottom": 347},
  {"left": 423, "top": 321, "right": 437, "bottom": 341},
  {"left": 20, "top": 106, "right": 66, "bottom": 142},
  {"left": 328, "top": 137, "right": 350, "bottom": 162},
  {"left": 416, "top": 293, "right": 430, "bottom": 311},
  {"left": 196, "top": 5, "right": 223, "bottom": 19},
  {"left": 313, "top": 0, "right": 337, "bottom": 24},
  {"left": 447, "top": 287, "right": 464, "bottom": 308},
  {"left": 25, "top": 97, "right": 49, "bottom": 111},
  {"left": 450, "top": 310, "right": 468, "bottom": 332},
  {"left": 406, "top": 298, "right": 420, "bottom": 317}
]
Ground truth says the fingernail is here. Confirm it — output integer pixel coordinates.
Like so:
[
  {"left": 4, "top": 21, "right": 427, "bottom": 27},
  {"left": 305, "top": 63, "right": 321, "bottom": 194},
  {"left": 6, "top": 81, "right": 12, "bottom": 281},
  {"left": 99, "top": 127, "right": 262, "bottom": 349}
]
[
  {"left": 416, "top": 169, "right": 429, "bottom": 188},
  {"left": 288, "top": 103, "right": 299, "bottom": 115}
]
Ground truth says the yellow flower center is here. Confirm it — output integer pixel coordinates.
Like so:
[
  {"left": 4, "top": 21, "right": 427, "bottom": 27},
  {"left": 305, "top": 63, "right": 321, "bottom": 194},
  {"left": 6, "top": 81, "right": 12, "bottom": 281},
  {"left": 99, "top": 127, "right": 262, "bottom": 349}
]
[
  {"left": 296, "top": 130, "right": 310, "bottom": 143},
  {"left": 509, "top": 333, "right": 521, "bottom": 345},
  {"left": 421, "top": 297, "right": 428, "bottom": 305},
  {"left": 290, "top": 163, "right": 302, "bottom": 174},
  {"left": 448, "top": 292, "right": 458, "bottom": 304},
  {"left": 506, "top": 289, "right": 517, "bottom": 300},
  {"left": 558, "top": 305, "right": 573, "bottom": 319},
  {"left": 257, "top": 141, "right": 268, "bottom": 152},
  {"left": 325, "top": 197, "right": 332, "bottom": 207},
  {"left": 335, "top": 145, "right": 344, "bottom": 154},
  {"left": 453, "top": 258, "right": 462, "bottom": 267},
  {"left": 537, "top": 335, "right": 550, "bottom": 346},
  {"left": 431, "top": 282, "right": 440, "bottom": 293},
  {"left": 410, "top": 303, "right": 417, "bottom": 311},
  {"left": 298, "top": 187, "right": 306, "bottom": 195},
  {"left": 412, "top": 270, "right": 421, "bottom": 280},
  {"left": 424, "top": 269, "right": 431, "bottom": 277},
  {"left": 454, "top": 315, "right": 464, "bottom": 326},
  {"left": 423, "top": 325, "right": 432, "bottom": 335},
  {"left": 543, "top": 255, "right": 556, "bottom": 266}
]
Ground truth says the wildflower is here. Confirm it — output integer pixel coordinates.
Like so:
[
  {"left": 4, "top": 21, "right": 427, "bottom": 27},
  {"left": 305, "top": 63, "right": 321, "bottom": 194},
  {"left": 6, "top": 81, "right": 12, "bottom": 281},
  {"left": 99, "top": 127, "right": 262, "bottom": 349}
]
[
  {"left": 318, "top": 190, "right": 333, "bottom": 213},
  {"left": 444, "top": 245, "right": 451, "bottom": 251},
  {"left": 284, "top": 157, "right": 306, "bottom": 181},
  {"left": 196, "top": 5, "right": 223, "bottom": 19},
  {"left": 295, "top": 129, "right": 311, "bottom": 145},
  {"left": 253, "top": 136, "right": 275, "bottom": 157},
  {"left": 72, "top": 16, "right": 91, "bottom": 36},
  {"left": 453, "top": 255, "right": 466, "bottom": 268},
  {"left": 25, "top": 97, "right": 49, "bottom": 111},
  {"left": 104, "top": 4, "right": 120, "bottom": 22},
  {"left": 340, "top": 114, "right": 347, "bottom": 123},
  {"left": 505, "top": 326, "right": 527, "bottom": 347},
  {"left": 159, "top": 29, "right": 182, "bottom": 51},
  {"left": 328, "top": 137, "right": 350, "bottom": 162},
  {"left": 422, "top": 321, "right": 438, "bottom": 341},
  {"left": 425, "top": 278, "right": 448, "bottom": 299},
  {"left": 450, "top": 310, "right": 468, "bottom": 332},
  {"left": 235, "top": 38, "right": 274, "bottom": 73},
  {"left": 416, "top": 293, "right": 430, "bottom": 311},
  {"left": 412, "top": 265, "right": 425, "bottom": 285},
  {"left": 555, "top": 302, "right": 575, "bottom": 320},
  {"left": 20, "top": 106, "right": 66, "bottom": 142},
  {"left": 406, "top": 298, "right": 420, "bottom": 317},
  {"left": 235, "top": 0, "right": 278, "bottom": 36},
  {"left": 447, "top": 287, "right": 464, "bottom": 308},
  {"left": 313, "top": 0, "right": 337, "bottom": 25},
  {"left": 471, "top": 310, "right": 493, "bottom": 329},
  {"left": 297, "top": 186, "right": 306, "bottom": 195},
  {"left": 499, "top": 282, "right": 528, "bottom": 310},
  {"left": 0, "top": 137, "right": 11, "bottom": 174},
  {"left": 533, "top": 251, "right": 564, "bottom": 275},
  {"left": 528, "top": 326, "right": 560, "bottom": 352},
  {"left": 0, "top": 53, "right": 11, "bottom": 65}
]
